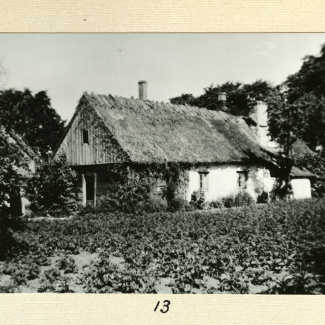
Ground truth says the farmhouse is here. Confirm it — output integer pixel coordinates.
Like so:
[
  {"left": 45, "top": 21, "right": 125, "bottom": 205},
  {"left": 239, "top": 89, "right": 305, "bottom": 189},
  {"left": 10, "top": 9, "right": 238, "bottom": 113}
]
[
  {"left": 55, "top": 81, "right": 313, "bottom": 206},
  {"left": 3, "top": 129, "right": 39, "bottom": 215}
]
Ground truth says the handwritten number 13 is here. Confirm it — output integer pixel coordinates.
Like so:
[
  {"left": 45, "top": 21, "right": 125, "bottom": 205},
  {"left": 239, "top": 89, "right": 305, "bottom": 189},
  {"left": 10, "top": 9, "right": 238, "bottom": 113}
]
[{"left": 154, "top": 300, "right": 171, "bottom": 313}]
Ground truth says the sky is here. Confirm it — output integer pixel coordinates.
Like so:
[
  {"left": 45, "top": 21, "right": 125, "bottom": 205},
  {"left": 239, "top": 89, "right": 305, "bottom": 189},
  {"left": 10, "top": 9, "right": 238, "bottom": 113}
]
[{"left": 0, "top": 33, "right": 324, "bottom": 122}]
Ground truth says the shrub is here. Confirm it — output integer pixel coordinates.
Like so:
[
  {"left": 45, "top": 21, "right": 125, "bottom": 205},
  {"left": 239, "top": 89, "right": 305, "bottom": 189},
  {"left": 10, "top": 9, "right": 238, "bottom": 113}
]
[
  {"left": 82, "top": 252, "right": 157, "bottom": 293},
  {"left": 190, "top": 190, "right": 206, "bottom": 210},
  {"left": 0, "top": 214, "right": 26, "bottom": 260},
  {"left": 38, "top": 267, "right": 73, "bottom": 293},
  {"left": 167, "top": 197, "right": 189, "bottom": 212},
  {"left": 209, "top": 200, "right": 224, "bottom": 209},
  {"left": 95, "top": 193, "right": 168, "bottom": 214},
  {"left": 234, "top": 191, "right": 255, "bottom": 207},
  {"left": 134, "top": 196, "right": 168, "bottom": 213},
  {"left": 27, "top": 153, "right": 78, "bottom": 216},
  {"left": 3, "top": 260, "right": 40, "bottom": 285},
  {"left": 0, "top": 284, "right": 20, "bottom": 293},
  {"left": 56, "top": 255, "right": 77, "bottom": 274},
  {"left": 221, "top": 192, "right": 255, "bottom": 208},
  {"left": 222, "top": 194, "right": 236, "bottom": 208},
  {"left": 163, "top": 163, "right": 190, "bottom": 212},
  {"left": 257, "top": 191, "right": 269, "bottom": 204}
]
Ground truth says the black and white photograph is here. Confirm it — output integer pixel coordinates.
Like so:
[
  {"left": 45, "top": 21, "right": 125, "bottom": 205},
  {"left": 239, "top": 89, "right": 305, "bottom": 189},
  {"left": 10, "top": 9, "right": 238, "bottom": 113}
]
[{"left": 1, "top": 33, "right": 325, "bottom": 294}]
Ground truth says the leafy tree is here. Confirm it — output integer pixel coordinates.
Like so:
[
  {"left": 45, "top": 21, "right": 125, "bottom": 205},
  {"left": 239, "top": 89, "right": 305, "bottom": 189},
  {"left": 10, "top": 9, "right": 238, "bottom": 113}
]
[
  {"left": 170, "top": 80, "right": 274, "bottom": 116},
  {"left": 284, "top": 43, "right": 325, "bottom": 149},
  {"left": 0, "top": 89, "right": 65, "bottom": 157},
  {"left": 0, "top": 127, "right": 30, "bottom": 214},
  {"left": 285, "top": 43, "right": 325, "bottom": 103},
  {"left": 295, "top": 94, "right": 325, "bottom": 150},
  {"left": 266, "top": 90, "right": 306, "bottom": 198},
  {"left": 0, "top": 127, "right": 28, "bottom": 259},
  {"left": 169, "top": 93, "right": 196, "bottom": 106},
  {"left": 27, "top": 153, "right": 78, "bottom": 216}
]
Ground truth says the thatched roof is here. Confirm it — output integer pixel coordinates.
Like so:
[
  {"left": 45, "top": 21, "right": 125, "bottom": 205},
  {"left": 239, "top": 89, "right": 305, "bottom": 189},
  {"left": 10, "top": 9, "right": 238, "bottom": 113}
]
[
  {"left": 8, "top": 131, "right": 40, "bottom": 162},
  {"left": 291, "top": 166, "right": 315, "bottom": 178},
  {"left": 81, "top": 92, "right": 277, "bottom": 164}
]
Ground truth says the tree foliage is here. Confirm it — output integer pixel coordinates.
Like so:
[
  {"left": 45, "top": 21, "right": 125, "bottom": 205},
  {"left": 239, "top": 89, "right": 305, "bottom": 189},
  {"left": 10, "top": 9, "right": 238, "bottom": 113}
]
[
  {"left": 170, "top": 80, "right": 275, "bottom": 116},
  {"left": 0, "top": 89, "right": 65, "bottom": 157},
  {"left": 0, "top": 127, "right": 28, "bottom": 259},
  {"left": 266, "top": 90, "right": 307, "bottom": 198},
  {"left": 27, "top": 153, "right": 78, "bottom": 216},
  {"left": 285, "top": 43, "right": 325, "bottom": 103},
  {"left": 284, "top": 43, "right": 325, "bottom": 149},
  {"left": 0, "top": 127, "right": 29, "bottom": 215}
]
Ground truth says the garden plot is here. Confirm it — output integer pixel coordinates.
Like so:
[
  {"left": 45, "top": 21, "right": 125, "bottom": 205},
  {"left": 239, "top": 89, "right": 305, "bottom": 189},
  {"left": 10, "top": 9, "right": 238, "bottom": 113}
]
[{"left": 1, "top": 198, "right": 325, "bottom": 294}]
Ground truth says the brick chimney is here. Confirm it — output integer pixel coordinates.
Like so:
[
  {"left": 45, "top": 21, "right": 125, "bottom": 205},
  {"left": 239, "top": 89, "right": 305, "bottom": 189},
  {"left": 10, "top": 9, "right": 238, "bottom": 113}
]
[
  {"left": 218, "top": 92, "right": 227, "bottom": 109},
  {"left": 138, "top": 80, "right": 147, "bottom": 100}
]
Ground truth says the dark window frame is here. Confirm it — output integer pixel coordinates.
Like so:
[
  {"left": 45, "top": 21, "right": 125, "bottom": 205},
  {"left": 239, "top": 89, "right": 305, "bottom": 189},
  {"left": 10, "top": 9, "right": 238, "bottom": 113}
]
[
  {"left": 199, "top": 172, "right": 209, "bottom": 191},
  {"left": 83, "top": 129, "right": 89, "bottom": 145}
]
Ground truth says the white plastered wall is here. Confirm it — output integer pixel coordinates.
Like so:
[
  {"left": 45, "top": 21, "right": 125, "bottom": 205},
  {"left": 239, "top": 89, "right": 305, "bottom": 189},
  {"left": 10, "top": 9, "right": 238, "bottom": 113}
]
[
  {"left": 186, "top": 165, "right": 276, "bottom": 202},
  {"left": 291, "top": 178, "right": 312, "bottom": 199}
]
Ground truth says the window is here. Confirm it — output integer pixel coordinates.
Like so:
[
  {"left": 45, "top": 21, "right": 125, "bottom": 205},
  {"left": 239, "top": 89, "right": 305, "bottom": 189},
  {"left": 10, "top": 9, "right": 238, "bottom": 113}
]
[
  {"left": 237, "top": 172, "right": 248, "bottom": 189},
  {"left": 83, "top": 129, "right": 89, "bottom": 144},
  {"left": 199, "top": 172, "right": 209, "bottom": 191},
  {"left": 156, "top": 179, "right": 166, "bottom": 194}
]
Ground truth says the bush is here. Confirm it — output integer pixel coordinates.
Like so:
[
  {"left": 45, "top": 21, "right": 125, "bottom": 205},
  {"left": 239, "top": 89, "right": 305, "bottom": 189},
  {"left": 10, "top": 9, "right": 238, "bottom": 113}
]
[
  {"left": 222, "top": 194, "right": 236, "bottom": 208},
  {"left": 190, "top": 190, "right": 207, "bottom": 210},
  {"left": 28, "top": 153, "right": 78, "bottom": 216},
  {"left": 257, "top": 191, "right": 269, "bottom": 204},
  {"left": 56, "top": 255, "right": 77, "bottom": 274},
  {"left": 93, "top": 194, "right": 168, "bottom": 214},
  {"left": 134, "top": 196, "right": 168, "bottom": 213},
  {"left": 221, "top": 192, "right": 255, "bottom": 208},
  {"left": 234, "top": 191, "right": 255, "bottom": 207},
  {"left": 167, "top": 197, "right": 189, "bottom": 212},
  {"left": 0, "top": 214, "right": 26, "bottom": 260},
  {"left": 209, "top": 200, "right": 224, "bottom": 209}
]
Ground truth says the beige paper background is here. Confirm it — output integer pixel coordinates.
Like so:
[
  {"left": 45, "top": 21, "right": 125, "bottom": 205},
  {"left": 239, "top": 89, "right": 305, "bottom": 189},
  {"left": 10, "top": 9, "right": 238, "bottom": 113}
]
[{"left": 1, "top": 0, "right": 325, "bottom": 324}]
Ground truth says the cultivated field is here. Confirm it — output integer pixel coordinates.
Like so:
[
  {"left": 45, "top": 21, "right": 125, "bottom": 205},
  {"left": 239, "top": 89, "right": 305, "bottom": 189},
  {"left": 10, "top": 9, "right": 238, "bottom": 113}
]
[{"left": 1, "top": 199, "right": 325, "bottom": 294}]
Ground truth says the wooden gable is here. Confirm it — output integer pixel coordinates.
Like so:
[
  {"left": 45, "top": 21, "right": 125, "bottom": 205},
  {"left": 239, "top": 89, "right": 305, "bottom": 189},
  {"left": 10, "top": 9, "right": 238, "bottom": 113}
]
[{"left": 55, "top": 102, "right": 129, "bottom": 166}]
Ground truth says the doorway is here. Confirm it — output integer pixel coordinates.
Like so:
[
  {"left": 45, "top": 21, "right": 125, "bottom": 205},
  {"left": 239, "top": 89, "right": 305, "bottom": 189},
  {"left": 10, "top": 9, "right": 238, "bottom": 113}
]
[{"left": 82, "top": 173, "right": 97, "bottom": 206}]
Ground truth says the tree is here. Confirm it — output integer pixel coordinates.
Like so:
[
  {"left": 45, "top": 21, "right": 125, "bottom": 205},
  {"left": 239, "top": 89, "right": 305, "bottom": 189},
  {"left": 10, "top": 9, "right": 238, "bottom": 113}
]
[
  {"left": 266, "top": 90, "right": 306, "bottom": 198},
  {"left": 27, "top": 153, "right": 78, "bottom": 216},
  {"left": 284, "top": 43, "right": 325, "bottom": 150},
  {"left": 170, "top": 80, "right": 275, "bottom": 116},
  {"left": 169, "top": 93, "right": 196, "bottom": 106},
  {"left": 295, "top": 94, "right": 325, "bottom": 150},
  {"left": 0, "top": 89, "right": 65, "bottom": 157},
  {"left": 285, "top": 43, "right": 325, "bottom": 103},
  {"left": 0, "top": 127, "right": 28, "bottom": 259},
  {"left": 0, "top": 127, "right": 30, "bottom": 214}
]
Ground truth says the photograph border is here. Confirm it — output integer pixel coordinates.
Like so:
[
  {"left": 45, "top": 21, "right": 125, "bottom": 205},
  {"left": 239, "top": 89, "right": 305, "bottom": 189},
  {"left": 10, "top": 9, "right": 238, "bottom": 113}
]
[{"left": 1, "top": 1, "right": 325, "bottom": 324}]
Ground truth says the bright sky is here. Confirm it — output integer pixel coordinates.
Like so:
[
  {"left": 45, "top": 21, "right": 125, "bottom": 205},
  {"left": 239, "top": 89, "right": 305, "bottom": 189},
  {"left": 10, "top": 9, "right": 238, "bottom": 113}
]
[{"left": 0, "top": 33, "right": 324, "bottom": 122}]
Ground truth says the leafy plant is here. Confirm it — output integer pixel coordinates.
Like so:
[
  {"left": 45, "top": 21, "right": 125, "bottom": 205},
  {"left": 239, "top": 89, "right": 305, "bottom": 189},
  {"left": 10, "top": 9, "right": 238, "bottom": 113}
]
[
  {"left": 4, "top": 196, "right": 325, "bottom": 294},
  {"left": 234, "top": 191, "right": 255, "bottom": 207},
  {"left": 27, "top": 153, "right": 78, "bottom": 216},
  {"left": 56, "top": 255, "right": 77, "bottom": 274},
  {"left": 190, "top": 190, "right": 206, "bottom": 210},
  {"left": 209, "top": 200, "right": 225, "bottom": 209}
]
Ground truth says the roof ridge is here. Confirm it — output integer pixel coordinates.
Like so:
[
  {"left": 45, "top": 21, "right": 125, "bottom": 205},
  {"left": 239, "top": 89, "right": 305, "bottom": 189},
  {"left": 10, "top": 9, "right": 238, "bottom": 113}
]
[{"left": 96, "top": 93, "right": 227, "bottom": 118}]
